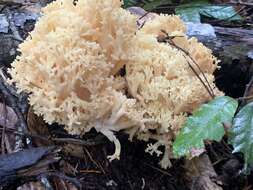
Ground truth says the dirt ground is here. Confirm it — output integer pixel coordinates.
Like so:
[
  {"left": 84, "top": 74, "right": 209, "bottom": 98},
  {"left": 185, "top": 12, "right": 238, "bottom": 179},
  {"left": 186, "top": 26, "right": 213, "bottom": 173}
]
[{"left": 0, "top": 1, "right": 253, "bottom": 190}]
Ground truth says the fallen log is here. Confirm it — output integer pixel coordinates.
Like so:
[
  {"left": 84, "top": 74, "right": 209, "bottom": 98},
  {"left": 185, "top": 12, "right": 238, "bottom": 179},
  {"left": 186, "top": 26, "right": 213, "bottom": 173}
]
[
  {"left": 191, "top": 25, "right": 253, "bottom": 64},
  {"left": 188, "top": 24, "right": 253, "bottom": 97}
]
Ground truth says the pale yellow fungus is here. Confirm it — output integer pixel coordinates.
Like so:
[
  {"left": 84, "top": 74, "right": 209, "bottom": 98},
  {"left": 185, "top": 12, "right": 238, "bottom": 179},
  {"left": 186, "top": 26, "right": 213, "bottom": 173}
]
[{"left": 9, "top": 0, "right": 222, "bottom": 168}]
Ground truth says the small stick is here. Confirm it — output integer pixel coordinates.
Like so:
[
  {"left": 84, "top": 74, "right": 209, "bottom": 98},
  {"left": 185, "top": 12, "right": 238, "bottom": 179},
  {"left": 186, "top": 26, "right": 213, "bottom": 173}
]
[
  {"left": 1, "top": 101, "right": 7, "bottom": 154},
  {"left": 159, "top": 30, "right": 215, "bottom": 98},
  {"left": 0, "top": 126, "right": 49, "bottom": 142},
  {"left": 143, "top": 162, "right": 172, "bottom": 176},
  {"left": 51, "top": 137, "right": 105, "bottom": 146},
  {"left": 240, "top": 75, "right": 253, "bottom": 106},
  {"left": 0, "top": 75, "right": 28, "bottom": 133},
  {"left": 83, "top": 147, "right": 105, "bottom": 174},
  {"left": 0, "top": 126, "right": 105, "bottom": 147},
  {"left": 39, "top": 172, "right": 82, "bottom": 189}
]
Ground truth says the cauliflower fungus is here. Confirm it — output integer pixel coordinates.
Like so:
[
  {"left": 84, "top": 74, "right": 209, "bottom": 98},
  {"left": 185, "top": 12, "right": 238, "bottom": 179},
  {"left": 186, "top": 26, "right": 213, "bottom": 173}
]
[{"left": 9, "top": 0, "right": 222, "bottom": 168}]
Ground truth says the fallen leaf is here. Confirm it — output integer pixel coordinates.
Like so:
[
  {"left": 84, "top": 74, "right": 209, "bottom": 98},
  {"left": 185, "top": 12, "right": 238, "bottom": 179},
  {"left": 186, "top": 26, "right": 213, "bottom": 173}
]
[
  {"left": 0, "top": 103, "right": 18, "bottom": 153},
  {"left": 0, "top": 103, "right": 18, "bottom": 129},
  {"left": 27, "top": 107, "right": 52, "bottom": 146},
  {"left": 17, "top": 182, "right": 45, "bottom": 190}
]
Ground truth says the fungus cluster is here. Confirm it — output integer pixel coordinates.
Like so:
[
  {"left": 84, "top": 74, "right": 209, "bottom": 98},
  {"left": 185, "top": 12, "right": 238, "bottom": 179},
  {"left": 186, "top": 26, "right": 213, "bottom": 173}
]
[{"left": 9, "top": 0, "right": 222, "bottom": 168}]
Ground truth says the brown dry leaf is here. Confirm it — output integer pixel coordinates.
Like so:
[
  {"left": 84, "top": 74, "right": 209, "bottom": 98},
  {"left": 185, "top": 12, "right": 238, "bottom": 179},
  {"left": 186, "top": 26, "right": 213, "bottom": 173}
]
[
  {"left": 0, "top": 103, "right": 18, "bottom": 129},
  {"left": 27, "top": 107, "right": 52, "bottom": 146},
  {"left": 17, "top": 182, "right": 45, "bottom": 190},
  {"left": 59, "top": 160, "right": 78, "bottom": 176},
  {"left": 54, "top": 178, "right": 78, "bottom": 190},
  {"left": 0, "top": 103, "right": 18, "bottom": 153}
]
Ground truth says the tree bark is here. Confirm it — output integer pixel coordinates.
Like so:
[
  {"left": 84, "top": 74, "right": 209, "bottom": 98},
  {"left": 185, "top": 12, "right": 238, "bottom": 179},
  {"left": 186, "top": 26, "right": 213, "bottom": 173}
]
[{"left": 194, "top": 26, "right": 253, "bottom": 64}]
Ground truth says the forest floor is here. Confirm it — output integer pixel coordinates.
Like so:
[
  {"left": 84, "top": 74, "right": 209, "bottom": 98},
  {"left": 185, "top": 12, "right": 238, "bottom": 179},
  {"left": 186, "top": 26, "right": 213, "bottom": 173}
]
[{"left": 0, "top": 0, "right": 253, "bottom": 190}]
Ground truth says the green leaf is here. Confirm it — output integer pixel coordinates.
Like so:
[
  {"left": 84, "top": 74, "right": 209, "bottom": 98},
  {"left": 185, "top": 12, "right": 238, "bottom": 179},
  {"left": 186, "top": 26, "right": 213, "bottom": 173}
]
[
  {"left": 122, "top": 0, "right": 138, "bottom": 8},
  {"left": 200, "top": 6, "right": 242, "bottom": 21},
  {"left": 142, "top": 0, "right": 172, "bottom": 11},
  {"left": 123, "top": 0, "right": 172, "bottom": 10},
  {"left": 175, "top": 0, "right": 242, "bottom": 23},
  {"left": 176, "top": 0, "right": 208, "bottom": 23},
  {"left": 229, "top": 102, "right": 253, "bottom": 171},
  {"left": 173, "top": 96, "right": 238, "bottom": 158}
]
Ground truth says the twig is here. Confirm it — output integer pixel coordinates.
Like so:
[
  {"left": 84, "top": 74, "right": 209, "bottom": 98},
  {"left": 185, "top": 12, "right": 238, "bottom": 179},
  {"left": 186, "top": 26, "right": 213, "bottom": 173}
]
[
  {"left": 240, "top": 75, "right": 253, "bottom": 107},
  {"left": 83, "top": 147, "right": 105, "bottom": 174},
  {"left": 40, "top": 172, "right": 82, "bottom": 189},
  {"left": 136, "top": 11, "right": 150, "bottom": 29},
  {"left": 168, "top": 32, "right": 215, "bottom": 97},
  {"left": 0, "top": 75, "right": 28, "bottom": 133},
  {"left": 2, "top": 72, "right": 28, "bottom": 116},
  {"left": 1, "top": 101, "right": 7, "bottom": 154},
  {"left": 0, "top": 126, "right": 105, "bottom": 147},
  {"left": 158, "top": 30, "right": 215, "bottom": 98},
  {"left": 0, "top": 5, "right": 6, "bottom": 13},
  {"left": 143, "top": 162, "right": 172, "bottom": 176},
  {"left": 40, "top": 177, "right": 54, "bottom": 190},
  {"left": 0, "top": 126, "right": 49, "bottom": 141},
  {"left": 79, "top": 169, "right": 101, "bottom": 174},
  {"left": 0, "top": 73, "right": 29, "bottom": 151},
  {"left": 51, "top": 135, "right": 105, "bottom": 146},
  {"left": 237, "top": 95, "right": 253, "bottom": 101}
]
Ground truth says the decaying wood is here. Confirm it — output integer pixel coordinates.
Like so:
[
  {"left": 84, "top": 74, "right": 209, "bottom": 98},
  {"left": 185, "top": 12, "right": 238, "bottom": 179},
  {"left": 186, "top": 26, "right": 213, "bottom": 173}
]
[
  {"left": 184, "top": 154, "right": 223, "bottom": 190},
  {"left": 194, "top": 26, "right": 253, "bottom": 65}
]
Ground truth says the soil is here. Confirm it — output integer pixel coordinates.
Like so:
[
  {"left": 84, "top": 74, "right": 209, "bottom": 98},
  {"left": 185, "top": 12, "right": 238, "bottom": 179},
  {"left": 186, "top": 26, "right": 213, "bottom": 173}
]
[{"left": 0, "top": 1, "right": 253, "bottom": 190}]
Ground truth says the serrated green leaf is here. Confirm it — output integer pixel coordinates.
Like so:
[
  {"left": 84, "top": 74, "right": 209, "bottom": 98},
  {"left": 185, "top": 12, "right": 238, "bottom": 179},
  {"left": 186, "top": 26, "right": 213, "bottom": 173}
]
[
  {"left": 175, "top": 0, "right": 242, "bottom": 23},
  {"left": 229, "top": 102, "right": 253, "bottom": 171},
  {"left": 173, "top": 96, "right": 238, "bottom": 158}
]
